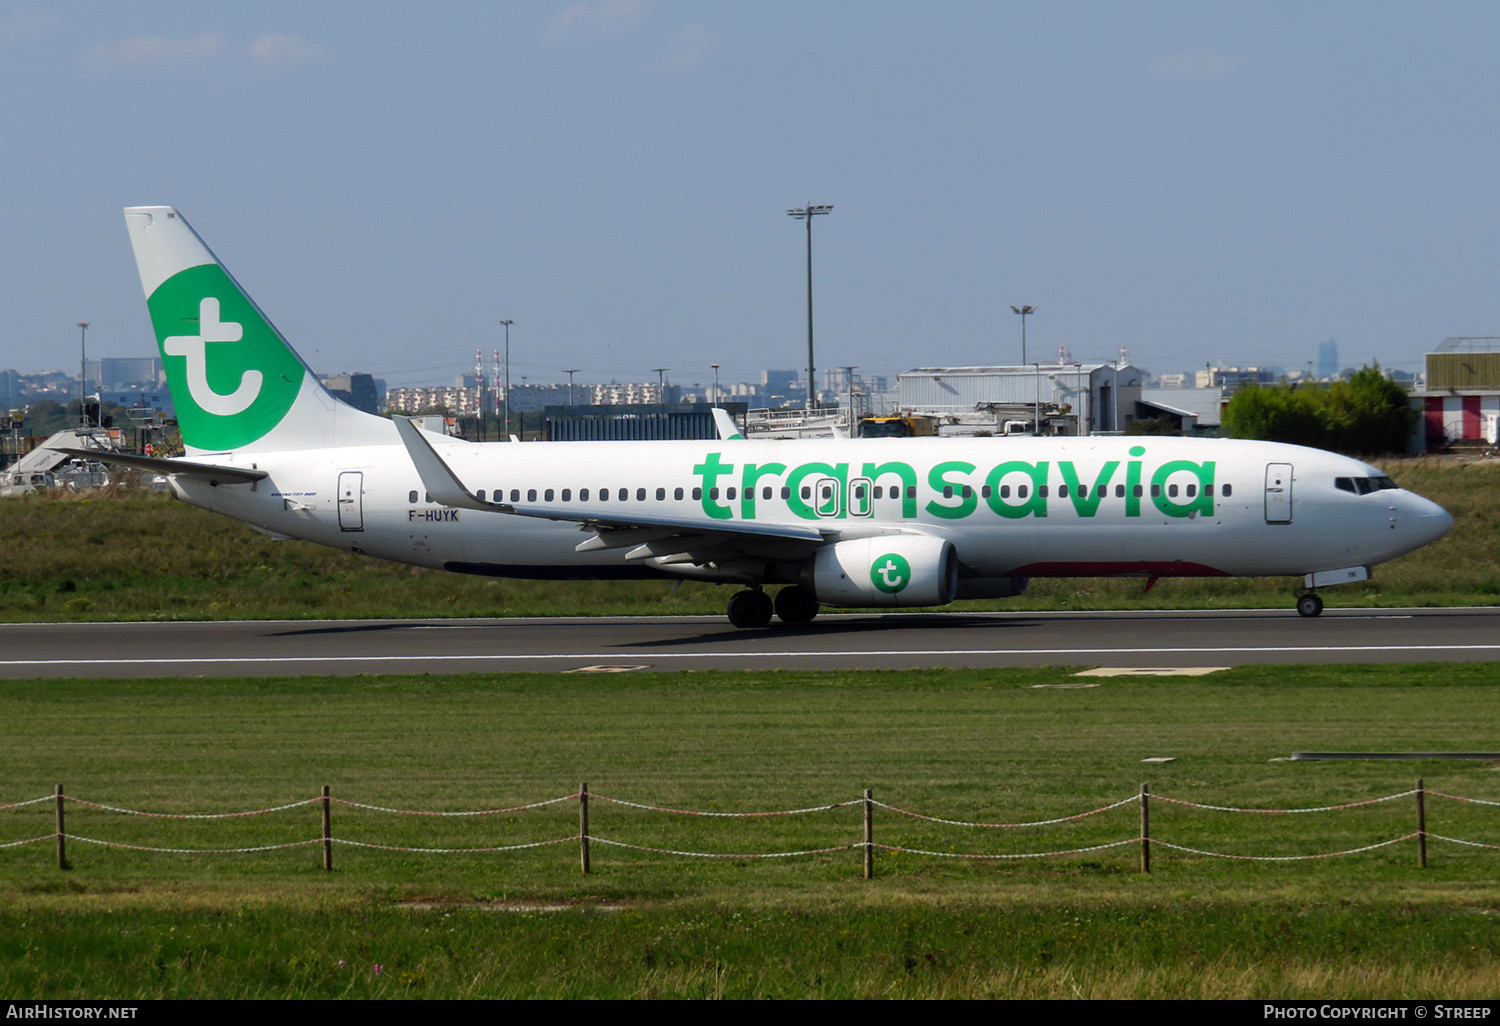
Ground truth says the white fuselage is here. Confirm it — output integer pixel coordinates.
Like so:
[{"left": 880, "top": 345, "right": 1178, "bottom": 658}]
[{"left": 169, "top": 433, "right": 1453, "bottom": 589}]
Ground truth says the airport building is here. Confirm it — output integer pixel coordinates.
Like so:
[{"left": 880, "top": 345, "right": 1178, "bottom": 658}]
[
  {"left": 895, "top": 363, "right": 1145, "bottom": 434},
  {"left": 1415, "top": 337, "right": 1500, "bottom": 450}
]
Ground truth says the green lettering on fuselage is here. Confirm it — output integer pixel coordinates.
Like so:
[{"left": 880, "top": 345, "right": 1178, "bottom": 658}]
[
  {"left": 740, "top": 462, "right": 786, "bottom": 520},
  {"left": 926, "top": 461, "right": 977, "bottom": 519},
  {"left": 984, "top": 461, "right": 1049, "bottom": 519},
  {"left": 690, "top": 446, "right": 1212, "bottom": 523},
  {"left": 785, "top": 462, "right": 848, "bottom": 520},
  {"left": 861, "top": 461, "right": 917, "bottom": 518},
  {"left": 1059, "top": 460, "right": 1118, "bottom": 517},
  {"left": 1151, "top": 459, "right": 1216, "bottom": 518},
  {"left": 693, "top": 452, "right": 735, "bottom": 520}
]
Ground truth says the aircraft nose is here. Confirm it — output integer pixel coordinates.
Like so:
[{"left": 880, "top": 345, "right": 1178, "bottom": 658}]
[{"left": 1407, "top": 495, "right": 1454, "bottom": 547}]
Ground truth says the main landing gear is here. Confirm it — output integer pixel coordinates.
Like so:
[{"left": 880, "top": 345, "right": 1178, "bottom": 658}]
[
  {"left": 1296, "top": 592, "right": 1324, "bottom": 618},
  {"left": 726, "top": 586, "right": 821, "bottom": 628}
]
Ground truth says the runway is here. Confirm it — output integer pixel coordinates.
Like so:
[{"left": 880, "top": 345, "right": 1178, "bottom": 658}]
[{"left": 0, "top": 607, "right": 1496, "bottom": 678}]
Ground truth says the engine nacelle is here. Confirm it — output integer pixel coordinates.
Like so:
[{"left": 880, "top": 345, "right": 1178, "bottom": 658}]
[
  {"left": 810, "top": 535, "right": 959, "bottom": 607},
  {"left": 954, "top": 576, "right": 1029, "bottom": 600}
]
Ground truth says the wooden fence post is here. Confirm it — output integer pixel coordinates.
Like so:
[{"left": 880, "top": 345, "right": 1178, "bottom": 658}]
[
  {"left": 55, "top": 784, "right": 67, "bottom": 871},
  {"left": 1140, "top": 783, "right": 1150, "bottom": 874},
  {"left": 864, "top": 788, "right": 874, "bottom": 880},
  {"left": 322, "top": 785, "right": 333, "bottom": 871},
  {"left": 580, "top": 782, "right": 590, "bottom": 875},
  {"left": 1416, "top": 778, "right": 1427, "bottom": 869}
]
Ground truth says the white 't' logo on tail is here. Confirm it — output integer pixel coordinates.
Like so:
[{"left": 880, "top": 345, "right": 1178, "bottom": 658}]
[{"left": 163, "top": 297, "right": 264, "bottom": 416}]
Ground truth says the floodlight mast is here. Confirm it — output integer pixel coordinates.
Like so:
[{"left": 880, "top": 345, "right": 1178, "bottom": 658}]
[
  {"left": 499, "top": 319, "right": 514, "bottom": 439},
  {"left": 787, "top": 203, "right": 833, "bottom": 413},
  {"left": 1010, "top": 305, "right": 1035, "bottom": 366}
]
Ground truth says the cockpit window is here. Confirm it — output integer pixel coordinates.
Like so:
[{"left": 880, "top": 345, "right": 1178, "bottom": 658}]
[{"left": 1336, "top": 475, "right": 1400, "bottom": 495}]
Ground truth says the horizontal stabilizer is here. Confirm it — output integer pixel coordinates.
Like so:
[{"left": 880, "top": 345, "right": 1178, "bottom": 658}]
[{"left": 56, "top": 448, "right": 267, "bottom": 484}]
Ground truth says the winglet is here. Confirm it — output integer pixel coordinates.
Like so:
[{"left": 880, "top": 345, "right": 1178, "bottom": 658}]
[
  {"left": 393, "top": 418, "right": 505, "bottom": 512},
  {"left": 711, "top": 407, "right": 744, "bottom": 441}
]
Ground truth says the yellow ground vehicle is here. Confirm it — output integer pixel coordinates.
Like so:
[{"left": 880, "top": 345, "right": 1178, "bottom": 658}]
[{"left": 857, "top": 415, "right": 937, "bottom": 438}]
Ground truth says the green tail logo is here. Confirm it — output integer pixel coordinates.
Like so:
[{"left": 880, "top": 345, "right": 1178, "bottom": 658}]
[{"left": 147, "top": 264, "right": 304, "bottom": 450}]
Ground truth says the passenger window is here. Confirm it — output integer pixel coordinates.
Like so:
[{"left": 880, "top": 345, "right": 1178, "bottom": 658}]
[
  {"left": 1058, "top": 485, "right": 1069, "bottom": 498},
  {"left": 1001, "top": 485, "right": 1010, "bottom": 498},
  {"left": 981, "top": 485, "right": 991, "bottom": 499},
  {"left": 710, "top": 487, "right": 719, "bottom": 499},
  {"left": 943, "top": 485, "right": 953, "bottom": 499},
  {"left": 727, "top": 487, "right": 737, "bottom": 500},
  {"left": 1133, "top": 485, "right": 1143, "bottom": 498},
  {"left": 1168, "top": 484, "right": 1178, "bottom": 497},
  {"left": 1186, "top": 484, "right": 1196, "bottom": 497},
  {"left": 1151, "top": 485, "right": 1161, "bottom": 497},
  {"left": 692, "top": 487, "right": 702, "bottom": 500},
  {"left": 906, "top": 486, "right": 917, "bottom": 499},
  {"left": 1039, "top": 485, "right": 1048, "bottom": 498},
  {"left": 510, "top": 489, "right": 520, "bottom": 502},
  {"left": 1017, "top": 486, "right": 1028, "bottom": 499},
  {"left": 636, "top": 488, "right": 646, "bottom": 501},
  {"left": 1222, "top": 484, "right": 1233, "bottom": 497},
  {"left": 527, "top": 489, "right": 537, "bottom": 502},
  {"left": 581, "top": 489, "right": 590, "bottom": 501},
  {"left": 408, "top": 490, "right": 418, "bottom": 503},
  {"left": 619, "top": 488, "right": 628, "bottom": 501},
  {"left": 801, "top": 486, "right": 812, "bottom": 500},
  {"left": 561, "top": 489, "right": 571, "bottom": 501},
  {"left": 874, "top": 486, "right": 884, "bottom": 499},
  {"left": 477, "top": 489, "right": 485, "bottom": 501},
  {"left": 1115, "top": 485, "right": 1125, "bottom": 498},
  {"left": 762, "top": 487, "right": 772, "bottom": 500},
  {"left": 1205, "top": 484, "right": 1214, "bottom": 497},
  {"left": 782, "top": 487, "right": 792, "bottom": 499},
  {"left": 656, "top": 487, "right": 666, "bottom": 501},
  {"left": 545, "top": 489, "right": 555, "bottom": 502},
  {"left": 962, "top": 485, "right": 972, "bottom": 498},
  {"left": 674, "top": 487, "right": 684, "bottom": 500}
]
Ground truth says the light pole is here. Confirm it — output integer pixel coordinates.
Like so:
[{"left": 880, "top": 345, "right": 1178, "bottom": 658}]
[
  {"left": 787, "top": 203, "right": 833, "bottom": 412},
  {"left": 1009, "top": 305, "right": 1035, "bottom": 366},
  {"left": 77, "top": 321, "right": 89, "bottom": 429},
  {"left": 563, "top": 368, "right": 580, "bottom": 407},
  {"left": 499, "top": 319, "right": 513, "bottom": 440},
  {"left": 710, "top": 364, "right": 720, "bottom": 407},
  {"left": 652, "top": 367, "right": 669, "bottom": 404}
]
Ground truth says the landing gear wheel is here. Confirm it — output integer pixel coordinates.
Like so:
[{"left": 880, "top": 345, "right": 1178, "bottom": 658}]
[
  {"left": 1296, "top": 593, "right": 1324, "bottom": 618},
  {"left": 727, "top": 589, "right": 774, "bottom": 628},
  {"left": 774, "top": 586, "right": 820, "bottom": 625}
]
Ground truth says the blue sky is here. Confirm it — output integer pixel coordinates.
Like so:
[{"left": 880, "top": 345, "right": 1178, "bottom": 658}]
[{"left": 3, "top": 1, "right": 1496, "bottom": 391}]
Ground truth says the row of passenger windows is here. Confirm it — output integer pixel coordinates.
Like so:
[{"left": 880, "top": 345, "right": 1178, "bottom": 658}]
[{"left": 408, "top": 482, "right": 1235, "bottom": 504}]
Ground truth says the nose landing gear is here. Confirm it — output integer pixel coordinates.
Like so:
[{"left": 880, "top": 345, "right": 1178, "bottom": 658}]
[{"left": 1296, "top": 592, "right": 1324, "bottom": 618}]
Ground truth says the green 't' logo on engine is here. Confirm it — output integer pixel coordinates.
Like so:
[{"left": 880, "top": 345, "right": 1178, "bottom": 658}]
[
  {"left": 871, "top": 553, "right": 911, "bottom": 594},
  {"left": 147, "top": 264, "right": 304, "bottom": 450}
]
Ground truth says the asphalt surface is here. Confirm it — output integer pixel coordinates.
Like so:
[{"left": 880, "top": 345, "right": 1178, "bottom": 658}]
[{"left": 0, "top": 607, "right": 1496, "bottom": 678}]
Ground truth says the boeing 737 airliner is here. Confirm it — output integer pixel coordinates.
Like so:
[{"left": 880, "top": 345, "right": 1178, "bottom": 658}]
[{"left": 83, "top": 207, "right": 1453, "bottom": 628}]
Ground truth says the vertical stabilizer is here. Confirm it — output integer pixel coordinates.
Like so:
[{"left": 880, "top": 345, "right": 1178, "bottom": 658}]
[{"left": 124, "top": 207, "right": 394, "bottom": 454}]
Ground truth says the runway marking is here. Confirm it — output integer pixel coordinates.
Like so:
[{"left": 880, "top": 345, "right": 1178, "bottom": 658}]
[
  {"left": 1075, "top": 667, "right": 1231, "bottom": 677},
  {"left": 2, "top": 644, "right": 1499, "bottom": 668}
]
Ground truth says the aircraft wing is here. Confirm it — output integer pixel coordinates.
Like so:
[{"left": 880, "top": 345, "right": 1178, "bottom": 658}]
[
  {"left": 393, "top": 418, "right": 830, "bottom": 556},
  {"left": 55, "top": 448, "right": 268, "bottom": 485}
]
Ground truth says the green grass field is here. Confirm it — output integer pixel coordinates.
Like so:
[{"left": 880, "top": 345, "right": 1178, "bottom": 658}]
[
  {"left": 3, "top": 666, "right": 1500, "bottom": 998},
  {"left": 0, "top": 456, "right": 1494, "bottom": 622}
]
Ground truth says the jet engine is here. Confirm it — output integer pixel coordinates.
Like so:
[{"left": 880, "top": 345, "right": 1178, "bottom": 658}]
[{"left": 809, "top": 535, "right": 959, "bottom": 607}]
